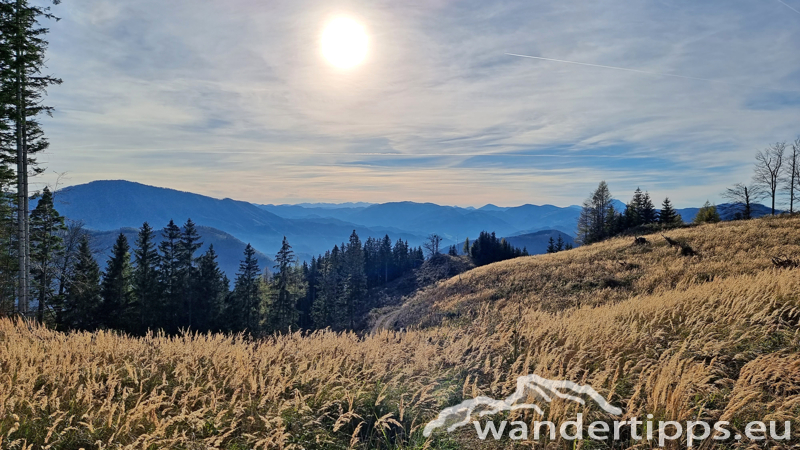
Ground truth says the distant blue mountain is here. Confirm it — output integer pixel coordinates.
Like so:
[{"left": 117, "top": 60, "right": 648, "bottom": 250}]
[
  {"left": 52, "top": 181, "right": 427, "bottom": 259},
  {"left": 53, "top": 181, "right": 776, "bottom": 264}
]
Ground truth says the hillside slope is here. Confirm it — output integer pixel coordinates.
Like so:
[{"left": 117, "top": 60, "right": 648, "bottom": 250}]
[
  {"left": 390, "top": 215, "right": 800, "bottom": 329},
  {"left": 1, "top": 216, "right": 798, "bottom": 449}
]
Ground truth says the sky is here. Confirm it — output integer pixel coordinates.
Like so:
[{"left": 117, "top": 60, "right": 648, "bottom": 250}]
[{"left": 37, "top": 0, "right": 800, "bottom": 207}]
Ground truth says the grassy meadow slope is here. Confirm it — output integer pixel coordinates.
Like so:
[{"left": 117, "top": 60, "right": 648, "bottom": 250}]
[{"left": 1, "top": 216, "right": 799, "bottom": 449}]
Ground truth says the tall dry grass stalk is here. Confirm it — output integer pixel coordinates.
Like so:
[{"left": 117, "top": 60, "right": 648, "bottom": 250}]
[{"left": 1, "top": 216, "right": 799, "bottom": 449}]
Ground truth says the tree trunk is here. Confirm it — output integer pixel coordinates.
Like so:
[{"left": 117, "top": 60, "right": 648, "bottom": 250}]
[{"left": 15, "top": 25, "right": 28, "bottom": 314}]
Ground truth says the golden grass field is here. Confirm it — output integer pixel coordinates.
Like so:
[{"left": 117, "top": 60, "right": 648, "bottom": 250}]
[{"left": 1, "top": 216, "right": 799, "bottom": 449}]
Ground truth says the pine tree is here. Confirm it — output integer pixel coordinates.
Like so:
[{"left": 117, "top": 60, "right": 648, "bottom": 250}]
[
  {"left": 546, "top": 237, "right": 556, "bottom": 254},
  {"left": 193, "top": 245, "right": 227, "bottom": 332},
  {"left": 59, "top": 236, "right": 101, "bottom": 331},
  {"left": 133, "top": 222, "right": 159, "bottom": 333},
  {"left": 100, "top": 233, "right": 133, "bottom": 331},
  {"left": 639, "top": 192, "right": 657, "bottom": 224},
  {"left": 178, "top": 219, "right": 202, "bottom": 328},
  {"left": 29, "top": 186, "right": 65, "bottom": 322},
  {"left": 555, "top": 235, "right": 564, "bottom": 252},
  {"left": 230, "top": 243, "right": 260, "bottom": 332},
  {"left": 271, "top": 236, "right": 300, "bottom": 332},
  {"left": 312, "top": 248, "right": 340, "bottom": 329},
  {"left": 342, "top": 230, "right": 366, "bottom": 329},
  {"left": 157, "top": 220, "right": 181, "bottom": 330},
  {"left": 298, "top": 258, "right": 317, "bottom": 328},
  {"left": 658, "top": 197, "right": 682, "bottom": 226},
  {"left": 0, "top": 0, "right": 62, "bottom": 313},
  {"left": 379, "top": 234, "right": 392, "bottom": 284},
  {"left": 462, "top": 237, "right": 470, "bottom": 256}
]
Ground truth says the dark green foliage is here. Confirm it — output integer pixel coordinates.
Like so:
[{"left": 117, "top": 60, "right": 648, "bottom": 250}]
[
  {"left": 192, "top": 245, "right": 227, "bottom": 332},
  {"left": 157, "top": 220, "right": 182, "bottom": 330},
  {"left": 271, "top": 236, "right": 302, "bottom": 332},
  {"left": 58, "top": 236, "right": 101, "bottom": 331},
  {"left": 100, "top": 233, "right": 133, "bottom": 331},
  {"left": 468, "top": 231, "right": 526, "bottom": 266},
  {"left": 0, "top": 0, "right": 62, "bottom": 314},
  {"left": 29, "top": 187, "right": 65, "bottom": 322},
  {"left": 229, "top": 243, "right": 261, "bottom": 332},
  {"left": 133, "top": 222, "right": 159, "bottom": 333},
  {"left": 658, "top": 197, "right": 682, "bottom": 226},
  {"left": 342, "top": 230, "right": 366, "bottom": 329},
  {"left": 178, "top": 218, "right": 202, "bottom": 328}
]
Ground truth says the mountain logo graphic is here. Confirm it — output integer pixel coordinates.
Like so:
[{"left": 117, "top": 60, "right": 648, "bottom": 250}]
[{"left": 423, "top": 374, "right": 623, "bottom": 437}]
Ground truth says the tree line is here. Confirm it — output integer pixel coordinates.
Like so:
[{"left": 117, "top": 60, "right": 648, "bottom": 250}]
[
  {"left": 577, "top": 138, "right": 800, "bottom": 245},
  {"left": 10, "top": 187, "right": 434, "bottom": 334},
  {"left": 0, "top": 181, "right": 533, "bottom": 335},
  {"left": 577, "top": 183, "right": 685, "bottom": 245},
  {"left": 724, "top": 139, "right": 800, "bottom": 218}
]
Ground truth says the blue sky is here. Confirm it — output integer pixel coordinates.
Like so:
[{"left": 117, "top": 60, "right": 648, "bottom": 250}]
[{"left": 38, "top": 0, "right": 800, "bottom": 207}]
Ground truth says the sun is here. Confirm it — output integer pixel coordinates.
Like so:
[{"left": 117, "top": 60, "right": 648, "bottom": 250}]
[{"left": 321, "top": 17, "right": 368, "bottom": 69}]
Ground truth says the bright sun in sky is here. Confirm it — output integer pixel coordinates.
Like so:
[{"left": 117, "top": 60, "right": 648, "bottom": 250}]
[{"left": 321, "top": 17, "right": 368, "bottom": 69}]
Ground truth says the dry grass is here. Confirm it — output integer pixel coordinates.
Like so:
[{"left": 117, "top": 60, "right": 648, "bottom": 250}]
[
  {"left": 1, "top": 216, "right": 799, "bottom": 449},
  {"left": 392, "top": 215, "right": 800, "bottom": 328}
]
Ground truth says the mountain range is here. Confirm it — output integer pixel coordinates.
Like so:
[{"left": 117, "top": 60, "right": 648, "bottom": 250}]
[{"left": 48, "top": 180, "right": 776, "bottom": 275}]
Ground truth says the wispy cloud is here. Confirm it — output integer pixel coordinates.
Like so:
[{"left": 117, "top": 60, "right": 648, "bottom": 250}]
[
  {"left": 777, "top": 0, "right": 800, "bottom": 15},
  {"left": 37, "top": 0, "right": 800, "bottom": 207}
]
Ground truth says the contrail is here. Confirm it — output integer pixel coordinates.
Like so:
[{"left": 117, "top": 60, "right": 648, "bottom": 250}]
[
  {"left": 505, "top": 53, "right": 728, "bottom": 84},
  {"left": 777, "top": 0, "right": 800, "bottom": 15}
]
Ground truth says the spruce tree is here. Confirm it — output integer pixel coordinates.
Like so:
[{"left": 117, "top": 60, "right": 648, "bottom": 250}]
[
  {"left": 298, "top": 258, "right": 317, "bottom": 328},
  {"left": 639, "top": 192, "right": 657, "bottom": 224},
  {"left": 0, "top": 0, "right": 62, "bottom": 313},
  {"left": 193, "top": 245, "right": 227, "bottom": 332},
  {"left": 379, "top": 235, "right": 392, "bottom": 284},
  {"left": 658, "top": 197, "right": 682, "bottom": 226},
  {"left": 342, "top": 231, "right": 366, "bottom": 329},
  {"left": 312, "top": 248, "right": 340, "bottom": 329},
  {"left": 157, "top": 220, "right": 181, "bottom": 330},
  {"left": 29, "top": 186, "right": 65, "bottom": 322},
  {"left": 178, "top": 218, "right": 202, "bottom": 328},
  {"left": 230, "top": 243, "right": 260, "bottom": 332},
  {"left": 546, "top": 237, "right": 556, "bottom": 253},
  {"left": 462, "top": 237, "right": 470, "bottom": 256},
  {"left": 133, "top": 222, "right": 159, "bottom": 333},
  {"left": 555, "top": 235, "right": 564, "bottom": 252},
  {"left": 59, "top": 236, "right": 101, "bottom": 331},
  {"left": 271, "top": 236, "right": 300, "bottom": 332},
  {"left": 100, "top": 233, "right": 133, "bottom": 331}
]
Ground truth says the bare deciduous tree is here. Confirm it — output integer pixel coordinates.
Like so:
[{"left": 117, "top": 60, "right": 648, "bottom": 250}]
[
  {"left": 423, "top": 234, "right": 442, "bottom": 258},
  {"left": 722, "top": 183, "right": 764, "bottom": 220},
  {"left": 784, "top": 137, "right": 800, "bottom": 214},
  {"left": 753, "top": 142, "right": 785, "bottom": 215}
]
